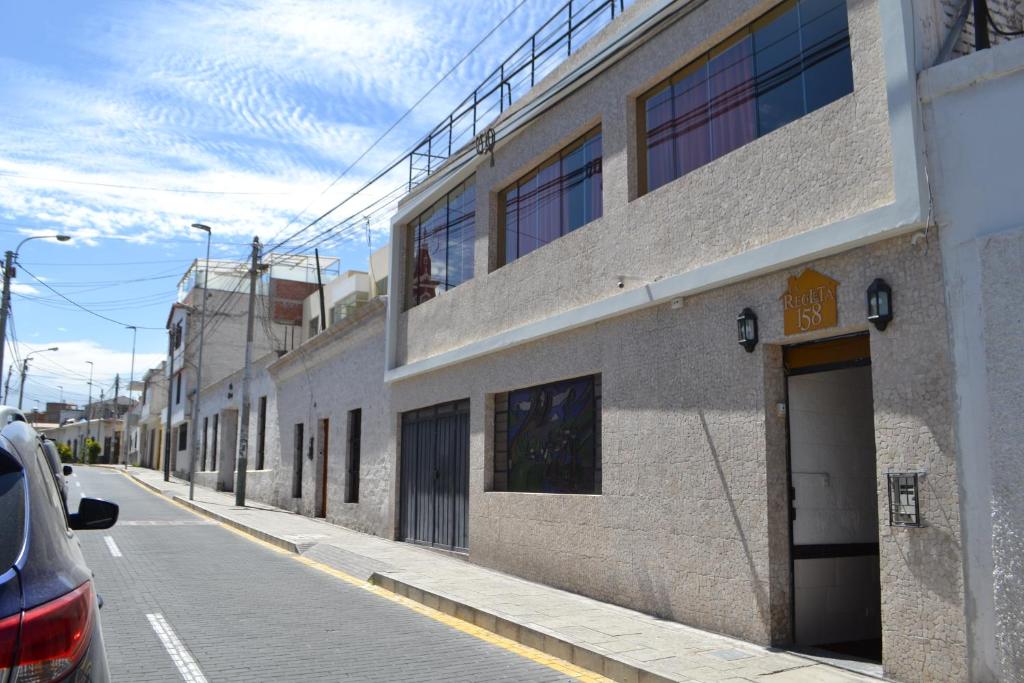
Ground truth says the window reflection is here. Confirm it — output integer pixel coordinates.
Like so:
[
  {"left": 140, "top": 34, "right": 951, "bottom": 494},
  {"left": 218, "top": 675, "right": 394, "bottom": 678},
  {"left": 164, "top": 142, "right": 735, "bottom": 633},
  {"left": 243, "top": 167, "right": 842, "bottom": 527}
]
[{"left": 407, "top": 179, "right": 475, "bottom": 308}]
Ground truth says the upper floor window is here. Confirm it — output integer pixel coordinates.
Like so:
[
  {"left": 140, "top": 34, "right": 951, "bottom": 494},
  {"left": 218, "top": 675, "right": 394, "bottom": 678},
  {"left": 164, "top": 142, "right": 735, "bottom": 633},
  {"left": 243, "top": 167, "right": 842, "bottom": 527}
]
[
  {"left": 499, "top": 128, "right": 602, "bottom": 266},
  {"left": 640, "top": 0, "right": 852, "bottom": 194},
  {"left": 407, "top": 179, "right": 475, "bottom": 308}
]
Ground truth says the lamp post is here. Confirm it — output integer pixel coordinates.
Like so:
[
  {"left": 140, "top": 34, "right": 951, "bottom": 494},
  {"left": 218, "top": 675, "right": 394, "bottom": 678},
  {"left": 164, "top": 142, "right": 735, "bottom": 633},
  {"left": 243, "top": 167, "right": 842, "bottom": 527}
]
[
  {"left": 187, "top": 223, "right": 212, "bottom": 501},
  {"left": 18, "top": 350, "right": 58, "bottom": 409},
  {"left": 1, "top": 234, "right": 71, "bottom": 386}
]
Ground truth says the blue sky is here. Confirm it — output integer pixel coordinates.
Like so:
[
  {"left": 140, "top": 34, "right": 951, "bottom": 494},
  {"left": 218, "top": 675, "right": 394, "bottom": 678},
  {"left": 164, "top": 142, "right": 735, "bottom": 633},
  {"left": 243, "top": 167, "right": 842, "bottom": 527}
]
[{"left": 0, "top": 0, "right": 574, "bottom": 410}]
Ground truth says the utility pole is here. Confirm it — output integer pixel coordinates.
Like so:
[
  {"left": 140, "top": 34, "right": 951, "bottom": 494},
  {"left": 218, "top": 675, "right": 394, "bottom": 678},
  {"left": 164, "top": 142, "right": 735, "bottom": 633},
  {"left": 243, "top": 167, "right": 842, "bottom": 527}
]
[
  {"left": 98, "top": 389, "right": 105, "bottom": 461},
  {"left": 113, "top": 374, "right": 120, "bottom": 464},
  {"left": 188, "top": 223, "right": 212, "bottom": 501},
  {"left": 235, "top": 236, "right": 261, "bottom": 506},
  {"left": 17, "top": 358, "right": 28, "bottom": 410},
  {"left": 3, "top": 365, "right": 12, "bottom": 404},
  {"left": 163, "top": 327, "right": 176, "bottom": 481},
  {"left": 0, "top": 251, "right": 13, "bottom": 386}
]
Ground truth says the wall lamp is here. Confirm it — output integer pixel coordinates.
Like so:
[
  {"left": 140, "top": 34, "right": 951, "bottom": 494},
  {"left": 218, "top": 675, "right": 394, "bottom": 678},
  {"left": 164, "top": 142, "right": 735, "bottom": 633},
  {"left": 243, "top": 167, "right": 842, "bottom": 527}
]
[
  {"left": 737, "top": 308, "right": 758, "bottom": 353},
  {"left": 867, "top": 278, "right": 893, "bottom": 331}
]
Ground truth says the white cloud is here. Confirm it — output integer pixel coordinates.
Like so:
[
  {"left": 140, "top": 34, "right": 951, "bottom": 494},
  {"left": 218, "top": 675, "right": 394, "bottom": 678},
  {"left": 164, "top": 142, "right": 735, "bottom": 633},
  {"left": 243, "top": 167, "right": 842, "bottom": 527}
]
[{"left": 10, "top": 283, "right": 40, "bottom": 296}]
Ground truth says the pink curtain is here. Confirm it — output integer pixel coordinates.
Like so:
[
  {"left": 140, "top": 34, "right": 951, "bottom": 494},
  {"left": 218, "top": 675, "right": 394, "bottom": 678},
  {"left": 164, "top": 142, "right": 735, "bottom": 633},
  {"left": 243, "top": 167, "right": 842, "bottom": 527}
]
[
  {"left": 672, "top": 65, "right": 711, "bottom": 176},
  {"left": 709, "top": 36, "right": 756, "bottom": 159},
  {"left": 644, "top": 86, "right": 675, "bottom": 191}
]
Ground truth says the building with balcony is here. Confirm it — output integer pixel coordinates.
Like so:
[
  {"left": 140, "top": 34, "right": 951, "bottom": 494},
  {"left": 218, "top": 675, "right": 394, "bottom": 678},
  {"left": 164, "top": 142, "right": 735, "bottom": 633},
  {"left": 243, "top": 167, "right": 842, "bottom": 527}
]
[{"left": 365, "top": 1, "right": 1024, "bottom": 680}]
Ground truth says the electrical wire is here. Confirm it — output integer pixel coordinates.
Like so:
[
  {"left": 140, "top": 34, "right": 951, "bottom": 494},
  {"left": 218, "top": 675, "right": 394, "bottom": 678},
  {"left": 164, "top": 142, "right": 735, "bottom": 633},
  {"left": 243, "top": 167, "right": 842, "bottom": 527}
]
[
  {"left": 264, "top": 0, "right": 535, "bottom": 255},
  {"left": 15, "top": 263, "right": 165, "bottom": 330},
  {"left": 986, "top": 7, "right": 1024, "bottom": 35},
  {"left": 0, "top": 170, "right": 288, "bottom": 196}
]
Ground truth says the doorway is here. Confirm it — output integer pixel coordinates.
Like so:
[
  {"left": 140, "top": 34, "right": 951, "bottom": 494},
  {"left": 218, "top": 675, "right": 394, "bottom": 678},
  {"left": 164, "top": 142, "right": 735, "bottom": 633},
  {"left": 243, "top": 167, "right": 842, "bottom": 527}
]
[
  {"left": 399, "top": 400, "right": 470, "bottom": 553},
  {"left": 785, "top": 334, "right": 881, "bottom": 662},
  {"left": 316, "top": 418, "right": 329, "bottom": 518}
]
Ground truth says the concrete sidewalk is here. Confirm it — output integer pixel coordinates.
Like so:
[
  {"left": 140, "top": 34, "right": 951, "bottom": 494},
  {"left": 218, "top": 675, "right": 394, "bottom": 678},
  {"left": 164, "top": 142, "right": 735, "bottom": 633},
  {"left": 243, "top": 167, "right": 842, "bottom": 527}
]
[{"left": 117, "top": 466, "right": 882, "bottom": 683}]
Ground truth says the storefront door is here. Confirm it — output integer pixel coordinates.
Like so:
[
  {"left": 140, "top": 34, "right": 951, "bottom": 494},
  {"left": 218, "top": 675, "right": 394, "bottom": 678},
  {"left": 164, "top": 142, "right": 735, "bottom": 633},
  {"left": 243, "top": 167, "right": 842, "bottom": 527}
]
[{"left": 785, "top": 334, "right": 882, "bottom": 662}]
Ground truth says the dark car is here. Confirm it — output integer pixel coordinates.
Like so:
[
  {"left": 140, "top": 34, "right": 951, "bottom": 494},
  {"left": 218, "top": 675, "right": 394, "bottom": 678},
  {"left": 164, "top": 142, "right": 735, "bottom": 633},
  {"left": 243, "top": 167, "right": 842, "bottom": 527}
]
[
  {"left": 0, "top": 419, "right": 119, "bottom": 683},
  {"left": 39, "top": 438, "right": 71, "bottom": 508}
]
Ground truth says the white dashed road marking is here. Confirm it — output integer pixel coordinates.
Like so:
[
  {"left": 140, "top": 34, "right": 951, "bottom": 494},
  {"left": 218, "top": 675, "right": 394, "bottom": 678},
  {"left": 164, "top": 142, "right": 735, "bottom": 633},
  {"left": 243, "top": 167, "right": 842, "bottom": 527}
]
[
  {"left": 146, "top": 613, "right": 208, "bottom": 683},
  {"left": 103, "top": 536, "right": 123, "bottom": 558}
]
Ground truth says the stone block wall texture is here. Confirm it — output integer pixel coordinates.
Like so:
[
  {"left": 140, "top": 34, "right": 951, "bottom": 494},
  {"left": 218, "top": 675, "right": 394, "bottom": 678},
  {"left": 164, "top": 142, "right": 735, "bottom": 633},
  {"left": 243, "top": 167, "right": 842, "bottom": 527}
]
[
  {"left": 389, "top": 230, "right": 966, "bottom": 681},
  {"left": 395, "top": 0, "right": 893, "bottom": 366},
  {"left": 941, "top": 0, "right": 1023, "bottom": 57},
  {"left": 270, "top": 304, "right": 392, "bottom": 538}
]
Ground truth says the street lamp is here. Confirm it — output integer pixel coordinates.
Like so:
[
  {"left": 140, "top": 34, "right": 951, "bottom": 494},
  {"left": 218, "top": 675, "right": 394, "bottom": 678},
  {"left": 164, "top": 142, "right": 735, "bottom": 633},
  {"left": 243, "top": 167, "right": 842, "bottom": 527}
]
[
  {"left": 85, "top": 360, "right": 94, "bottom": 424},
  {"left": 0, "top": 234, "right": 71, "bottom": 385},
  {"left": 187, "top": 223, "right": 212, "bottom": 501},
  {"left": 18, "top": 346, "right": 59, "bottom": 410}
]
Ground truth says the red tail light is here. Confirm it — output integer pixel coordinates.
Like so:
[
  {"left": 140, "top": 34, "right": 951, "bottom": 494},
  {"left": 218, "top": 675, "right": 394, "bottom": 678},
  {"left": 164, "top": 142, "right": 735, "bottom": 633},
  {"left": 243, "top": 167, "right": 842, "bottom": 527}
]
[
  {"left": 0, "top": 610, "right": 21, "bottom": 678},
  {"left": 12, "top": 581, "right": 94, "bottom": 682}
]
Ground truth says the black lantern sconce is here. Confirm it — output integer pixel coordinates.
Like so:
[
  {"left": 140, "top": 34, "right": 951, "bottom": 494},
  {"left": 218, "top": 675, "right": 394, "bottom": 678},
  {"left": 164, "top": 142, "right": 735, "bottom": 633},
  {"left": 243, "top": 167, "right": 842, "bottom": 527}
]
[
  {"left": 886, "top": 471, "right": 923, "bottom": 527},
  {"left": 866, "top": 278, "right": 893, "bottom": 331},
  {"left": 737, "top": 308, "right": 758, "bottom": 353}
]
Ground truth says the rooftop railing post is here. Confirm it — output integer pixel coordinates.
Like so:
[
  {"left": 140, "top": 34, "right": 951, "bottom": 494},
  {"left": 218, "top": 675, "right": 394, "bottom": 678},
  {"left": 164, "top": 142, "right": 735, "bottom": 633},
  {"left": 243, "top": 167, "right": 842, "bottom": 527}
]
[
  {"left": 499, "top": 64, "right": 505, "bottom": 113},
  {"left": 472, "top": 91, "right": 478, "bottom": 137},
  {"left": 427, "top": 135, "right": 433, "bottom": 175},
  {"left": 531, "top": 35, "right": 536, "bottom": 87},
  {"left": 568, "top": 0, "right": 573, "bottom": 56},
  {"left": 448, "top": 114, "right": 453, "bottom": 156},
  {"left": 408, "top": 153, "right": 413, "bottom": 192}
]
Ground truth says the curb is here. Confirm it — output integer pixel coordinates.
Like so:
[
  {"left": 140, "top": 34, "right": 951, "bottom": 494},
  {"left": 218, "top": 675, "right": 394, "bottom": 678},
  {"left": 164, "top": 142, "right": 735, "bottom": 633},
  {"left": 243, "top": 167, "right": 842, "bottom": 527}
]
[
  {"left": 170, "top": 495, "right": 301, "bottom": 554},
  {"left": 370, "top": 574, "right": 676, "bottom": 683}
]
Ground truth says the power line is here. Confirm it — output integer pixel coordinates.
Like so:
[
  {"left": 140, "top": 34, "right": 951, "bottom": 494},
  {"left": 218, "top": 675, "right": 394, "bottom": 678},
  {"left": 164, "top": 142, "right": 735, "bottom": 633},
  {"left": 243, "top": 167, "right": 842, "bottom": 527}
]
[
  {"left": 0, "top": 170, "right": 288, "bottom": 196},
  {"left": 264, "top": 0, "right": 534, "bottom": 255},
  {"left": 15, "top": 263, "right": 165, "bottom": 330}
]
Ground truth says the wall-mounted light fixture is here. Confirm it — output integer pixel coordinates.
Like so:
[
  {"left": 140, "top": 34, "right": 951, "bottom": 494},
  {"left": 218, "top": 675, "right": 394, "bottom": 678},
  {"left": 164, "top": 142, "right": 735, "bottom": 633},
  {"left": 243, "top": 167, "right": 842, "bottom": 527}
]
[
  {"left": 886, "top": 471, "right": 923, "bottom": 527},
  {"left": 737, "top": 308, "right": 758, "bottom": 353},
  {"left": 867, "top": 278, "right": 893, "bottom": 331}
]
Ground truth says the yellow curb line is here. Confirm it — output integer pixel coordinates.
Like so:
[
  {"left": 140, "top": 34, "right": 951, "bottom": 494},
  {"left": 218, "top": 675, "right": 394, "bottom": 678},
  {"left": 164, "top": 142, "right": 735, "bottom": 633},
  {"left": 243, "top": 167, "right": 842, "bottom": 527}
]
[{"left": 117, "top": 469, "right": 610, "bottom": 682}]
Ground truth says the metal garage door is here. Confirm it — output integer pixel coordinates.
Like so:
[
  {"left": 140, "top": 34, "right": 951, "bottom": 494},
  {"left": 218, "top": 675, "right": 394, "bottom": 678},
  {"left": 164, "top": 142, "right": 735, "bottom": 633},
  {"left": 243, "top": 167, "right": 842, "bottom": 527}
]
[{"left": 399, "top": 400, "right": 470, "bottom": 552}]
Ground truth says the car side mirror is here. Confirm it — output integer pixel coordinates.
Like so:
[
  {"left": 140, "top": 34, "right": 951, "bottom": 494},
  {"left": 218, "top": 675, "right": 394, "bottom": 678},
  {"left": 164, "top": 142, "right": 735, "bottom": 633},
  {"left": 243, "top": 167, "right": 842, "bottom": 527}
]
[
  {"left": 63, "top": 465, "right": 73, "bottom": 476},
  {"left": 69, "top": 498, "right": 119, "bottom": 530}
]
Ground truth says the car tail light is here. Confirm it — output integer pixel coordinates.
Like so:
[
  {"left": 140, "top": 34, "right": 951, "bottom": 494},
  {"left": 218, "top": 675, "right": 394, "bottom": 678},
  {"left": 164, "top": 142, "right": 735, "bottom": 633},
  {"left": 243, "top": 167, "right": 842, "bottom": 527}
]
[
  {"left": 0, "top": 610, "right": 21, "bottom": 679},
  {"left": 12, "top": 581, "right": 94, "bottom": 682}
]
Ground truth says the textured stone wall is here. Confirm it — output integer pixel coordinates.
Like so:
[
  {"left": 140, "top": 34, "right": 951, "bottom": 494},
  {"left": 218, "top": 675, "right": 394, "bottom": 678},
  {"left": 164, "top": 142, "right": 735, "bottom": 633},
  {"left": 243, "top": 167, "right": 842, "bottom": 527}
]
[
  {"left": 942, "top": 0, "right": 1023, "bottom": 57},
  {"left": 270, "top": 304, "right": 392, "bottom": 538},
  {"left": 389, "top": 231, "right": 966, "bottom": 681},
  {"left": 395, "top": 0, "right": 893, "bottom": 365}
]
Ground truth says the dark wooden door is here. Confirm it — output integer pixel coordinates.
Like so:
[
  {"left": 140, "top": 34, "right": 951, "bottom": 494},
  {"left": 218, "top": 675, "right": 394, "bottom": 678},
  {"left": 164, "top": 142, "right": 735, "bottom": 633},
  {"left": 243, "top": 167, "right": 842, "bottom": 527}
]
[
  {"left": 317, "top": 419, "right": 329, "bottom": 518},
  {"left": 400, "top": 400, "right": 470, "bottom": 552}
]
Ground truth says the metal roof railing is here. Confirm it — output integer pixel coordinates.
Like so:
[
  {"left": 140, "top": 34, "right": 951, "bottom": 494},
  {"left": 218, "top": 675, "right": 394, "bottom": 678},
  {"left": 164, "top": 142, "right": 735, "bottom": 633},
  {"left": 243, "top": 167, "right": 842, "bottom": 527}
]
[{"left": 407, "top": 0, "right": 626, "bottom": 190}]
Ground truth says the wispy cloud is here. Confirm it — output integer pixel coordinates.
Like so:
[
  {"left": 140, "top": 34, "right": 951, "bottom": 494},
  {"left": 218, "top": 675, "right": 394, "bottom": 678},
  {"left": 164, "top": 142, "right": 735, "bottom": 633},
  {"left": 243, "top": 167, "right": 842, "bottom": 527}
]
[{"left": 0, "top": 0, "right": 568, "bottom": 251}]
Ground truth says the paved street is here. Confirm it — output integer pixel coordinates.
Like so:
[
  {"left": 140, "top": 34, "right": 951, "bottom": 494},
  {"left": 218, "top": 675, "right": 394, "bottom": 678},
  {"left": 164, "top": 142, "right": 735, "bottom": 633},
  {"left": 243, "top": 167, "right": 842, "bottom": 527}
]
[{"left": 68, "top": 466, "right": 578, "bottom": 682}]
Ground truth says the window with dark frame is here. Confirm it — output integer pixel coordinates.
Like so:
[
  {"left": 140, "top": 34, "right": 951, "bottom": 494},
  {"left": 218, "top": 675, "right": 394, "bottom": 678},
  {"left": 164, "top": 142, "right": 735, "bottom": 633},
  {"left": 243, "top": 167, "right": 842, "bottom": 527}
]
[
  {"left": 257, "top": 396, "right": 267, "bottom": 470},
  {"left": 639, "top": 0, "right": 853, "bottom": 195},
  {"left": 292, "top": 422, "right": 304, "bottom": 498},
  {"left": 499, "top": 127, "right": 602, "bottom": 267},
  {"left": 211, "top": 414, "right": 219, "bottom": 471},
  {"left": 345, "top": 408, "right": 362, "bottom": 504},
  {"left": 493, "top": 374, "right": 601, "bottom": 494},
  {"left": 201, "top": 416, "right": 208, "bottom": 471},
  {"left": 175, "top": 372, "right": 182, "bottom": 404},
  {"left": 177, "top": 423, "right": 188, "bottom": 452},
  {"left": 406, "top": 178, "right": 475, "bottom": 309}
]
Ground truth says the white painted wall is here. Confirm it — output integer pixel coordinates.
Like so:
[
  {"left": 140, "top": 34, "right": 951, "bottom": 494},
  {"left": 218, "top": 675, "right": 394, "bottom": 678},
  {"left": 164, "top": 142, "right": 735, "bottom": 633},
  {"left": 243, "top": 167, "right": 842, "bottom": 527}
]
[{"left": 921, "top": 37, "right": 1024, "bottom": 682}]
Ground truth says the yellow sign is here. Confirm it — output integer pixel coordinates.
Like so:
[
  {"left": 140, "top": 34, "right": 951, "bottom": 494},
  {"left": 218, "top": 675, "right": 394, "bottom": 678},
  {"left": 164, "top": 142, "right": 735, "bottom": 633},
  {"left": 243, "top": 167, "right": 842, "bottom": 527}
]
[{"left": 782, "top": 269, "right": 838, "bottom": 335}]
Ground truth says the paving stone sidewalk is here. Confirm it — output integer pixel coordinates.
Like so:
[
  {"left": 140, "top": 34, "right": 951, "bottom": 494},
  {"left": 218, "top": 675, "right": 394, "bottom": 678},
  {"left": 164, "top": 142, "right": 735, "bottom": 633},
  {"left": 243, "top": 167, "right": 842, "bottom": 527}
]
[{"left": 118, "top": 466, "right": 882, "bottom": 683}]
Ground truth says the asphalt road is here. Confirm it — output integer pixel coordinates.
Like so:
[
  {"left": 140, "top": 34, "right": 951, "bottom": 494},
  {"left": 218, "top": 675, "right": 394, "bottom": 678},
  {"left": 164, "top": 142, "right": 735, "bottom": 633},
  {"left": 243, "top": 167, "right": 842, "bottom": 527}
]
[{"left": 68, "top": 466, "right": 573, "bottom": 683}]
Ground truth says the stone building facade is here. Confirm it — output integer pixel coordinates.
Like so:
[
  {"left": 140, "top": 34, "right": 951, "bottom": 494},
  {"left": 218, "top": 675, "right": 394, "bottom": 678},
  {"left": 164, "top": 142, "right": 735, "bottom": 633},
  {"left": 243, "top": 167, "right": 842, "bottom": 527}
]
[{"left": 154, "top": 1, "right": 1023, "bottom": 681}]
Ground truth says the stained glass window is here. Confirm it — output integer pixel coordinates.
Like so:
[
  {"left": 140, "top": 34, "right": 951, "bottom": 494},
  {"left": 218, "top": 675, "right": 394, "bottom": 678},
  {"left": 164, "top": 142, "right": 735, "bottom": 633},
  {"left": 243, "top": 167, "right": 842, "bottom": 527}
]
[
  {"left": 641, "top": 0, "right": 853, "bottom": 194},
  {"left": 494, "top": 375, "right": 601, "bottom": 494},
  {"left": 407, "top": 179, "right": 476, "bottom": 308}
]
